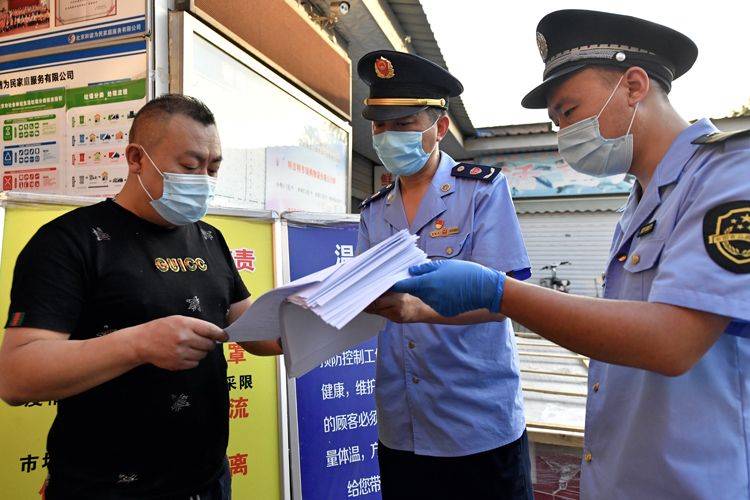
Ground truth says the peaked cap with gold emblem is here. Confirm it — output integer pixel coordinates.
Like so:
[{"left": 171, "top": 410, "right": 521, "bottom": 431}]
[{"left": 357, "top": 50, "right": 463, "bottom": 121}]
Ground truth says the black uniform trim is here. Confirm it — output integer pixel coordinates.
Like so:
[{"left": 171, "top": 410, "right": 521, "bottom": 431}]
[
  {"left": 691, "top": 128, "right": 750, "bottom": 145},
  {"left": 451, "top": 162, "right": 502, "bottom": 183},
  {"left": 360, "top": 183, "right": 395, "bottom": 209}
]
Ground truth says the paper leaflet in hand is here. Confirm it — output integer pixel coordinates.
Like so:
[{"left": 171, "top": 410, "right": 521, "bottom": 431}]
[{"left": 224, "top": 229, "right": 428, "bottom": 377}]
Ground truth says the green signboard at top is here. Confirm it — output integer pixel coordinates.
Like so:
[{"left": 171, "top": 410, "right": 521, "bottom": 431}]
[
  {"left": 66, "top": 78, "right": 147, "bottom": 109},
  {"left": 0, "top": 88, "right": 66, "bottom": 116}
]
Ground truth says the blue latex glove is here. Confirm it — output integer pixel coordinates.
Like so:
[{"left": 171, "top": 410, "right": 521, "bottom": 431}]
[{"left": 391, "top": 260, "right": 506, "bottom": 317}]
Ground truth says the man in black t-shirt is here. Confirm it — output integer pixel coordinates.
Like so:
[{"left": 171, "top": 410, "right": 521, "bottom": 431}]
[{"left": 0, "top": 95, "right": 281, "bottom": 499}]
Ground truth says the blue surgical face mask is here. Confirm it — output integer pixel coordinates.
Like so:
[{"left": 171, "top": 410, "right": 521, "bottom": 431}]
[
  {"left": 372, "top": 119, "right": 439, "bottom": 177},
  {"left": 136, "top": 146, "right": 217, "bottom": 226},
  {"left": 557, "top": 74, "right": 639, "bottom": 178}
]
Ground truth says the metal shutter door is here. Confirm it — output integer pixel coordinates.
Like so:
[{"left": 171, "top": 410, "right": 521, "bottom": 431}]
[{"left": 518, "top": 210, "right": 621, "bottom": 297}]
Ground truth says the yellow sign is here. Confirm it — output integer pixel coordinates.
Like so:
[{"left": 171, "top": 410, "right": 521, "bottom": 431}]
[
  {"left": 206, "top": 214, "right": 281, "bottom": 500},
  {"left": 0, "top": 202, "right": 73, "bottom": 499},
  {"left": 0, "top": 203, "right": 281, "bottom": 499}
]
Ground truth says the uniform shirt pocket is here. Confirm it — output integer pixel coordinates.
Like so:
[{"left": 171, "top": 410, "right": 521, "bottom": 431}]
[
  {"left": 425, "top": 232, "right": 470, "bottom": 259},
  {"left": 622, "top": 239, "right": 666, "bottom": 299}
]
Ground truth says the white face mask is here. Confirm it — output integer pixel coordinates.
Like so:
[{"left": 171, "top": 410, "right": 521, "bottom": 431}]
[{"left": 556, "top": 74, "right": 639, "bottom": 178}]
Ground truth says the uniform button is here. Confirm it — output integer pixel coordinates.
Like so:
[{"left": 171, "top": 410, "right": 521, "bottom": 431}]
[
  {"left": 408, "top": 340, "right": 416, "bottom": 349},
  {"left": 593, "top": 382, "right": 600, "bottom": 393},
  {"left": 387, "top": 193, "right": 394, "bottom": 202},
  {"left": 445, "top": 246, "right": 454, "bottom": 255},
  {"left": 441, "top": 183, "right": 451, "bottom": 192},
  {"left": 412, "top": 376, "right": 420, "bottom": 384},
  {"left": 631, "top": 254, "right": 641, "bottom": 265},
  {"left": 584, "top": 452, "right": 593, "bottom": 463},
  {"left": 617, "top": 254, "right": 627, "bottom": 262}
]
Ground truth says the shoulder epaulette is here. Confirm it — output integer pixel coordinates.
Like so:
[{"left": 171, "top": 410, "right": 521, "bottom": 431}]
[
  {"left": 359, "top": 183, "right": 395, "bottom": 210},
  {"left": 691, "top": 128, "right": 750, "bottom": 145},
  {"left": 451, "top": 162, "right": 501, "bottom": 183}
]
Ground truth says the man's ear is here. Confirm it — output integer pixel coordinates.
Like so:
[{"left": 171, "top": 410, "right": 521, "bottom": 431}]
[
  {"left": 125, "top": 144, "right": 144, "bottom": 175},
  {"left": 624, "top": 66, "right": 650, "bottom": 106},
  {"left": 436, "top": 114, "right": 450, "bottom": 142}
]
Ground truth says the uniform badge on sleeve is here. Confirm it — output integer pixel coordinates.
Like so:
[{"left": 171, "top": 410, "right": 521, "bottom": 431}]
[{"left": 703, "top": 201, "right": 750, "bottom": 274}]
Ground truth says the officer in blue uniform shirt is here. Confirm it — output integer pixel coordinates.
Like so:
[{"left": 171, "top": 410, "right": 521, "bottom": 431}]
[
  {"left": 357, "top": 50, "right": 533, "bottom": 499},
  {"left": 390, "top": 10, "right": 750, "bottom": 499}
]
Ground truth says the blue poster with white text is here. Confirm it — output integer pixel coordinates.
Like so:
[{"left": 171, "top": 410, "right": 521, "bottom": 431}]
[{"left": 288, "top": 223, "right": 381, "bottom": 500}]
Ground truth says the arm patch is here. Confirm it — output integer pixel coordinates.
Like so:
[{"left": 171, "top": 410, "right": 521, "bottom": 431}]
[{"left": 703, "top": 200, "right": 750, "bottom": 274}]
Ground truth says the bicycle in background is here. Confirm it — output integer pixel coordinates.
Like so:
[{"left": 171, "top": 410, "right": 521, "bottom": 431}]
[{"left": 539, "top": 261, "right": 572, "bottom": 293}]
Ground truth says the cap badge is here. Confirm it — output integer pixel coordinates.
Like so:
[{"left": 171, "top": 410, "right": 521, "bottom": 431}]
[
  {"left": 375, "top": 57, "right": 395, "bottom": 79},
  {"left": 536, "top": 32, "right": 548, "bottom": 61}
]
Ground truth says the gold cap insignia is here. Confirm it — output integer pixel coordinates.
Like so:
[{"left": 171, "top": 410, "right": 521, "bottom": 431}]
[{"left": 375, "top": 57, "right": 395, "bottom": 79}]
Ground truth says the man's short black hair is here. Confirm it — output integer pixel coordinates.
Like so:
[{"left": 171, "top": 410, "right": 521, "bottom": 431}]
[
  {"left": 129, "top": 94, "right": 216, "bottom": 144},
  {"left": 594, "top": 66, "right": 668, "bottom": 98}
]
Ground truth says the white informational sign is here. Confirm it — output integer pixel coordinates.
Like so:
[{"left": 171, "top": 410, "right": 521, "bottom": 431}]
[
  {"left": 0, "top": 41, "right": 148, "bottom": 196},
  {"left": 266, "top": 144, "right": 347, "bottom": 213},
  {"left": 212, "top": 147, "right": 266, "bottom": 210},
  {"left": 0, "top": 1, "right": 145, "bottom": 56},
  {"left": 1, "top": 88, "right": 66, "bottom": 192},
  {"left": 56, "top": 0, "right": 117, "bottom": 25},
  {"left": 181, "top": 19, "right": 350, "bottom": 213}
]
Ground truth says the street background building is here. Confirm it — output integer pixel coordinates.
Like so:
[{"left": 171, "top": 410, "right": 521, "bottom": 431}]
[{"left": 1, "top": 1, "right": 748, "bottom": 499}]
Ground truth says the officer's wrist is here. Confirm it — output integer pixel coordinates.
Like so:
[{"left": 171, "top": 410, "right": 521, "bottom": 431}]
[{"left": 489, "top": 271, "right": 506, "bottom": 313}]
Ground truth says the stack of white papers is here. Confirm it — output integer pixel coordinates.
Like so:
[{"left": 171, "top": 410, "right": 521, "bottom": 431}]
[
  {"left": 225, "top": 229, "right": 428, "bottom": 377},
  {"left": 287, "top": 230, "right": 427, "bottom": 328}
]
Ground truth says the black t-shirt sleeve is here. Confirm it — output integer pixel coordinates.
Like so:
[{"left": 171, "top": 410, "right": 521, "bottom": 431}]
[
  {"left": 214, "top": 228, "right": 250, "bottom": 304},
  {"left": 5, "top": 222, "right": 87, "bottom": 333}
]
